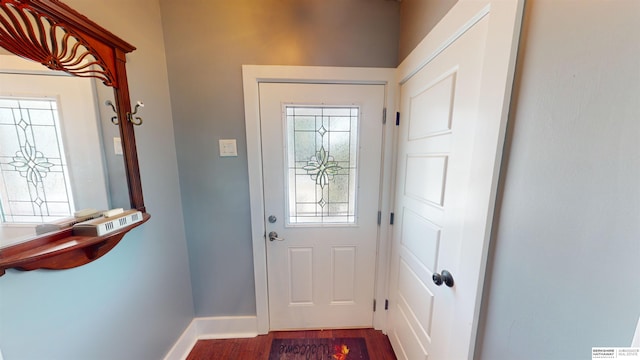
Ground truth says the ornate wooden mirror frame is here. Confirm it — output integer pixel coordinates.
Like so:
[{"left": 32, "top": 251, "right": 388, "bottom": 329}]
[{"left": 0, "top": 0, "right": 149, "bottom": 275}]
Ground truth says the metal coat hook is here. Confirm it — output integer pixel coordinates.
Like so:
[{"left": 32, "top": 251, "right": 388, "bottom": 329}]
[
  {"left": 105, "top": 100, "right": 144, "bottom": 126},
  {"left": 104, "top": 100, "right": 119, "bottom": 125},
  {"left": 127, "top": 100, "right": 144, "bottom": 126}
]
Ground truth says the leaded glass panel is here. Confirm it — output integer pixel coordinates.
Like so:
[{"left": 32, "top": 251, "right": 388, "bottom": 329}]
[
  {"left": 286, "top": 106, "right": 359, "bottom": 224},
  {"left": 0, "top": 97, "right": 74, "bottom": 223}
]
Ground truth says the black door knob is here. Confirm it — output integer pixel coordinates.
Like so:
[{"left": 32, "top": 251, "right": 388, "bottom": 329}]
[
  {"left": 432, "top": 272, "right": 443, "bottom": 286},
  {"left": 432, "top": 270, "right": 454, "bottom": 287}
]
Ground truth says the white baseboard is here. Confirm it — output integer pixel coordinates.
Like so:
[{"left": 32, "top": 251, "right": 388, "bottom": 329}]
[
  {"left": 164, "top": 319, "right": 199, "bottom": 360},
  {"left": 164, "top": 316, "right": 258, "bottom": 360}
]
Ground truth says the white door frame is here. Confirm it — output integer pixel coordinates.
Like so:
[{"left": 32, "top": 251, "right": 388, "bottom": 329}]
[{"left": 243, "top": 65, "right": 397, "bottom": 334}]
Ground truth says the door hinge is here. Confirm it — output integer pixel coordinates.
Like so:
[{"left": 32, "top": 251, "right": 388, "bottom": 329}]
[
  {"left": 377, "top": 211, "right": 382, "bottom": 225},
  {"left": 390, "top": 212, "right": 395, "bottom": 225},
  {"left": 373, "top": 299, "right": 377, "bottom": 312},
  {"left": 385, "top": 299, "right": 389, "bottom": 310},
  {"left": 382, "top": 108, "right": 387, "bottom": 124},
  {"left": 395, "top": 112, "right": 400, "bottom": 126}
]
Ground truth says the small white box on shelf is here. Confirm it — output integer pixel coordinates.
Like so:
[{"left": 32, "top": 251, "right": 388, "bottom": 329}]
[{"left": 72, "top": 209, "right": 143, "bottom": 237}]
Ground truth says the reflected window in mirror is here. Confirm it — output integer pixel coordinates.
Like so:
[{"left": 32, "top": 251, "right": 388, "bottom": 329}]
[
  {"left": 0, "top": 54, "right": 110, "bottom": 247},
  {"left": 0, "top": 97, "right": 75, "bottom": 222}
]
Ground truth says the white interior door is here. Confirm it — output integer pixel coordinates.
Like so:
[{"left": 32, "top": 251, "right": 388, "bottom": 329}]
[
  {"left": 259, "top": 82, "right": 385, "bottom": 330},
  {"left": 388, "top": 2, "right": 523, "bottom": 359}
]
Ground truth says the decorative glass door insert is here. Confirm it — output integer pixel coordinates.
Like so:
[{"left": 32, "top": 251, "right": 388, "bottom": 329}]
[
  {"left": 0, "top": 97, "right": 74, "bottom": 223},
  {"left": 285, "top": 105, "right": 359, "bottom": 225}
]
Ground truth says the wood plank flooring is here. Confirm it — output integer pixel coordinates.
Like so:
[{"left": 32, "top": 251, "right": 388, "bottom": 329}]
[{"left": 187, "top": 328, "right": 397, "bottom": 359}]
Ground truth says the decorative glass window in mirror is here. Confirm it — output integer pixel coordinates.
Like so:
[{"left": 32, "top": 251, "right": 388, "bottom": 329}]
[
  {"left": 286, "top": 106, "right": 359, "bottom": 225},
  {"left": 0, "top": 97, "right": 74, "bottom": 223},
  {"left": 0, "top": 55, "right": 110, "bottom": 246}
]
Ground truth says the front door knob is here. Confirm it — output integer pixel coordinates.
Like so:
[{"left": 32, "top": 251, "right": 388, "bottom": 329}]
[
  {"left": 432, "top": 270, "right": 454, "bottom": 287},
  {"left": 268, "top": 231, "right": 285, "bottom": 242}
]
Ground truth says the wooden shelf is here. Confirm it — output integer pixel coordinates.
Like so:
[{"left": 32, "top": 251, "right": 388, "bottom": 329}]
[{"left": 0, "top": 213, "right": 150, "bottom": 276}]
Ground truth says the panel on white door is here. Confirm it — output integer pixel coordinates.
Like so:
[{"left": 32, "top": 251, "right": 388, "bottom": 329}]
[
  {"left": 398, "top": 259, "right": 435, "bottom": 337},
  {"left": 289, "top": 247, "right": 313, "bottom": 304},
  {"left": 400, "top": 208, "right": 441, "bottom": 273},
  {"left": 331, "top": 246, "right": 356, "bottom": 303},
  {"left": 405, "top": 155, "right": 448, "bottom": 206},
  {"left": 408, "top": 72, "right": 456, "bottom": 140}
]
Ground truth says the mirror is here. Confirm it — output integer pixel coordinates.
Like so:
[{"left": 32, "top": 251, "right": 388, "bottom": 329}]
[
  {"left": 0, "top": 54, "right": 131, "bottom": 247},
  {"left": 0, "top": 0, "right": 145, "bottom": 248}
]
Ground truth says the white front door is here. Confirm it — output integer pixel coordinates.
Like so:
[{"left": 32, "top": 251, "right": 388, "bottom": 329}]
[
  {"left": 259, "top": 82, "right": 385, "bottom": 330},
  {"left": 388, "top": 1, "right": 523, "bottom": 359}
]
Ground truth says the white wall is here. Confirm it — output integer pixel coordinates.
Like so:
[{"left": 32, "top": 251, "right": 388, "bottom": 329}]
[
  {"left": 0, "top": 1, "right": 194, "bottom": 359},
  {"left": 476, "top": 1, "right": 640, "bottom": 359}
]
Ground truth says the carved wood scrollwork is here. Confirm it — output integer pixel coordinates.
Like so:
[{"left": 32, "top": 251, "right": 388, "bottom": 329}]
[{"left": 0, "top": 0, "right": 116, "bottom": 85}]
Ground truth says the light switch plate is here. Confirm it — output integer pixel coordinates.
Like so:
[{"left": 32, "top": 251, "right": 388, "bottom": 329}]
[
  {"left": 219, "top": 139, "right": 238, "bottom": 157},
  {"left": 113, "top": 137, "right": 123, "bottom": 155}
]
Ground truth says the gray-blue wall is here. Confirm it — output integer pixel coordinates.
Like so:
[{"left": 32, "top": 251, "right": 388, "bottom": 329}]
[
  {"left": 159, "top": 0, "right": 400, "bottom": 317},
  {"left": 476, "top": 1, "right": 640, "bottom": 358},
  {"left": 0, "top": 1, "right": 194, "bottom": 359}
]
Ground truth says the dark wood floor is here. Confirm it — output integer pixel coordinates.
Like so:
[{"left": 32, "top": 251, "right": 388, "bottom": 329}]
[{"left": 187, "top": 328, "right": 397, "bottom": 359}]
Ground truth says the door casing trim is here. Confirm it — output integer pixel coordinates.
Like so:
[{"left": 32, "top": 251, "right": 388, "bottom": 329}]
[{"left": 242, "top": 65, "right": 397, "bottom": 333}]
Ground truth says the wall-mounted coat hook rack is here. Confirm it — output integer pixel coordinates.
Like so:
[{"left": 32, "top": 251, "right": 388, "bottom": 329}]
[{"left": 105, "top": 100, "right": 144, "bottom": 126}]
